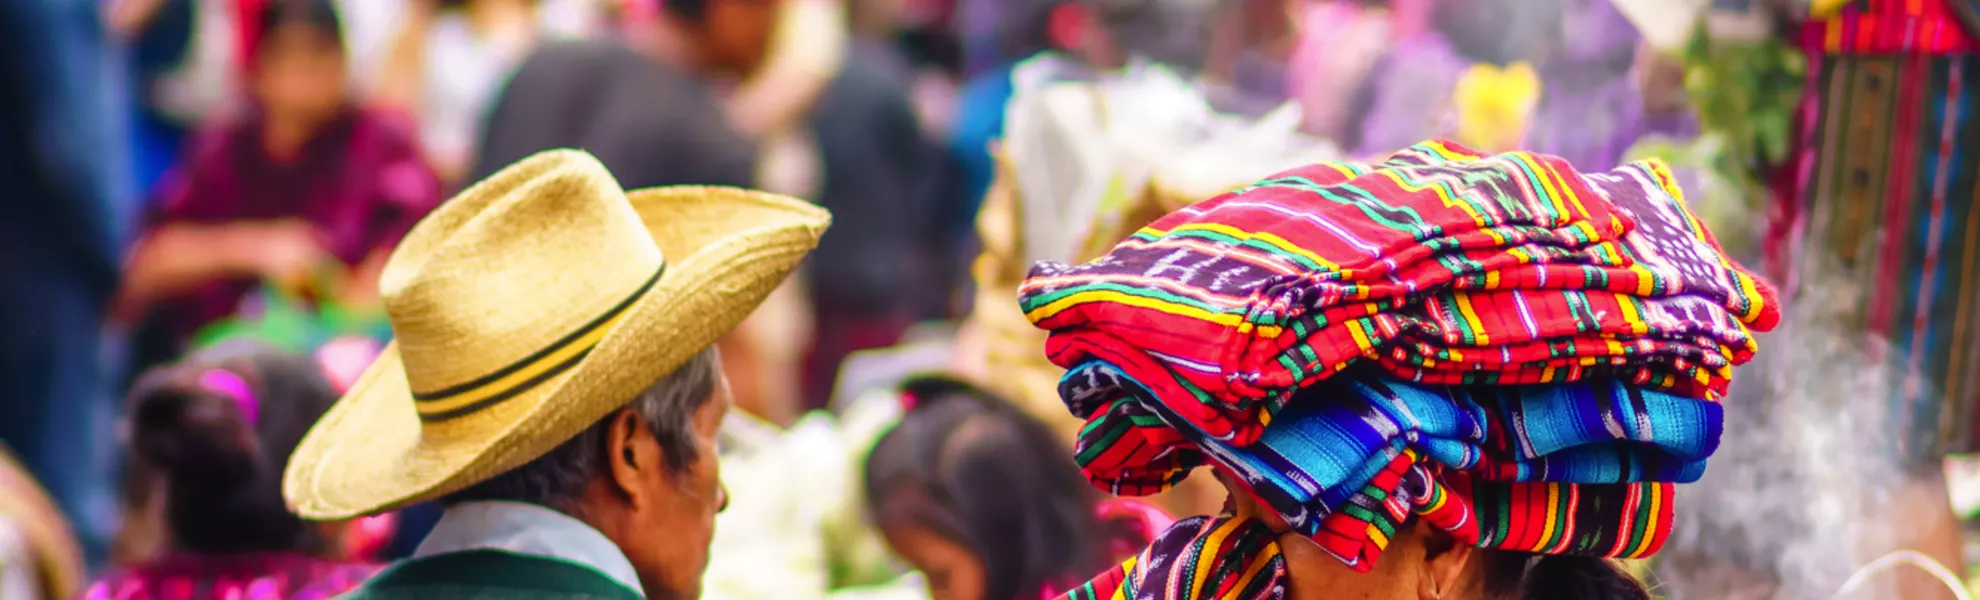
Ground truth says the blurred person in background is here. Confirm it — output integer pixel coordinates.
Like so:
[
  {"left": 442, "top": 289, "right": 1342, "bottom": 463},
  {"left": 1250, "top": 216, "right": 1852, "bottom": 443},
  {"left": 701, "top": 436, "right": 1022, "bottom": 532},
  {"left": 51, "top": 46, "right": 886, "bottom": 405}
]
[
  {"left": 801, "top": 0, "right": 968, "bottom": 409},
  {"left": 0, "top": 0, "right": 133, "bottom": 564},
  {"left": 1202, "top": 0, "right": 1297, "bottom": 102},
  {"left": 365, "top": 0, "right": 604, "bottom": 185},
  {"left": 1340, "top": 0, "right": 1562, "bottom": 157},
  {"left": 113, "top": 0, "right": 444, "bottom": 374},
  {"left": 469, "top": 0, "right": 794, "bottom": 425},
  {"left": 90, "top": 342, "right": 380, "bottom": 600},
  {"left": 1282, "top": 0, "right": 1427, "bottom": 140},
  {"left": 948, "top": 0, "right": 1210, "bottom": 242},
  {"left": 1518, "top": 0, "right": 1653, "bottom": 170},
  {"left": 862, "top": 376, "right": 1168, "bottom": 600}
]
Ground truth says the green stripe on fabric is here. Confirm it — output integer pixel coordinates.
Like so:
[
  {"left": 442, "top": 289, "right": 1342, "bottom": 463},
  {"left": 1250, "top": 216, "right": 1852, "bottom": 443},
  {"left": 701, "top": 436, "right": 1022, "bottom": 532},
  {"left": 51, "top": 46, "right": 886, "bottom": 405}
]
[{"left": 1021, "top": 281, "right": 1247, "bottom": 316}]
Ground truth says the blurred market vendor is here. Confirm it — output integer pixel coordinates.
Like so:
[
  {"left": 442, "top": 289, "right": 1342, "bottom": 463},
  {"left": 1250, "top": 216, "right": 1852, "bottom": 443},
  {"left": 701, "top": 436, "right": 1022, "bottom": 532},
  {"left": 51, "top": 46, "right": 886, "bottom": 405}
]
[{"left": 113, "top": 0, "right": 443, "bottom": 360}]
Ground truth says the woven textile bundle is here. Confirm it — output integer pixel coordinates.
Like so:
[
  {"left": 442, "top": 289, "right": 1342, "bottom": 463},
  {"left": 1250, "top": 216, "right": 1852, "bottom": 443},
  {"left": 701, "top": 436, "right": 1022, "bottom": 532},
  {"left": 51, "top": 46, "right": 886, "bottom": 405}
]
[{"left": 1023, "top": 140, "right": 1778, "bottom": 580}]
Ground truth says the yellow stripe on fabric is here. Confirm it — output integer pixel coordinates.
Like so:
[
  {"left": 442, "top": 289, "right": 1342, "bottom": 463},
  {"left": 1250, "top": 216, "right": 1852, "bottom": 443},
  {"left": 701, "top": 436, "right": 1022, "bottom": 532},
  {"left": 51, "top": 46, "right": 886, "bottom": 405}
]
[
  {"left": 1376, "top": 170, "right": 1490, "bottom": 231},
  {"left": 1192, "top": 519, "right": 1242, "bottom": 594},
  {"left": 1347, "top": 320, "right": 1375, "bottom": 354},
  {"left": 1735, "top": 274, "right": 1766, "bottom": 324},
  {"left": 413, "top": 307, "right": 632, "bottom": 416},
  {"left": 1111, "top": 556, "right": 1138, "bottom": 600},
  {"left": 1454, "top": 293, "right": 1491, "bottom": 346},
  {"left": 1140, "top": 222, "right": 1341, "bottom": 273},
  {"left": 1421, "top": 484, "right": 1450, "bottom": 513},
  {"left": 1366, "top": 522, "right": 1390, "bottom": 549},
  {"left": 1535, "top": 154, "right": 1600, "bottom": 225},
  {"left": 1320, "top": 161, "right": 1362, "bottom": 179},
  {"left": 1230, "top": 543, "right": 1282, "bottom": 597},
  {"left": 1614, "top": 297, "right": 1648, "bottom": 336},
  {"left": 1423, "top": 140, "right": 1482, "bottom": 161},
  {"left": 1629, "top": 485, "right": 1664, "bottom": 558},
  {"left": 1532, "top": 484, "right": 1561, "bottom": 553},
  {"left": 1024, "top": 290, "right": 1287, "bottom": 338},
  {"left": 1629, "top": 265, "right": 1656, "bottom": 297}
]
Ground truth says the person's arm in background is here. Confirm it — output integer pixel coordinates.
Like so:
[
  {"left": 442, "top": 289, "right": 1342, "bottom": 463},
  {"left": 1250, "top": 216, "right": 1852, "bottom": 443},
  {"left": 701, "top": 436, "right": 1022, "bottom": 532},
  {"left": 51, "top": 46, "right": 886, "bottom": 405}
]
[
  {"left": 722, "top": 0, "right": 846, "bottom": 138},
  {"left": 111, "top": 133, "right": 327, "bottom": 323},
  {"left": 367, "top": 0, "right": 438, "bottom": 122}
]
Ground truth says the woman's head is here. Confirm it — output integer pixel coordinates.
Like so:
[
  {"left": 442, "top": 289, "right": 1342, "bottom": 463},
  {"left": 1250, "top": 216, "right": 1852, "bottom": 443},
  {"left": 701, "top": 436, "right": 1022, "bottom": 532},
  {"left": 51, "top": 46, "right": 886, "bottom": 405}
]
[
  {"left": 125, "top": 341, "right": 341, "bottom": 554},
  {"left": 661, "top": 0, "right": 779, "bottom": 76},
  {"left": 1218, "top": 471, "right": 1652, "bottom": 600},
  {"left": 251, "top": 0, "right": 349, "bottom": 125},
  {"left": 863, "top": 376, "right": 1107, "bottom": 600}
]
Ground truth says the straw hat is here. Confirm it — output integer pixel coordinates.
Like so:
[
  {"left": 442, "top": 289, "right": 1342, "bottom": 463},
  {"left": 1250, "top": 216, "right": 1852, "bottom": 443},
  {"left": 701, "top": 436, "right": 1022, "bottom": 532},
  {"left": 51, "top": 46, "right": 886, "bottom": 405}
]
[
  {"left": 283, "top": 150, "right": 830, "bottom": 519},
  {"left": 0, "top": 445, "right": 82, "bottom": 600}
]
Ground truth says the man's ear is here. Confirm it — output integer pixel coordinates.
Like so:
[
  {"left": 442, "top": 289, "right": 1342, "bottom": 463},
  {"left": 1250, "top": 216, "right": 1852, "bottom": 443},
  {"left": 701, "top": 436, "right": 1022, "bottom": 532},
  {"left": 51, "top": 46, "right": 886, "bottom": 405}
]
[
  {"left": 1416, "top": 528, "right": 1477, "bottom": 600},
  {"left": 602, "top": 408, "right": 654, "bottom": 506}
]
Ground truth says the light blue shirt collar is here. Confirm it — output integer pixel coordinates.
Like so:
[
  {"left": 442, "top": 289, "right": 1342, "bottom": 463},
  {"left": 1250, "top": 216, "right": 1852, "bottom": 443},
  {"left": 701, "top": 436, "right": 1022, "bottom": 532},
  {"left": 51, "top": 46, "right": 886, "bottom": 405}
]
[{"left": 415, "top": 500, "right": 646, "bottom": 597}]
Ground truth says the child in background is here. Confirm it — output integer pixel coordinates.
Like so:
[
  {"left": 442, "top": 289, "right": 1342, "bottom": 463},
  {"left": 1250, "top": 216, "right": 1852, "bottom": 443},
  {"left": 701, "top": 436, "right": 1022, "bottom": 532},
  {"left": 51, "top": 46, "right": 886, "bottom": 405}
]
[
  {"left": 91, "top": 341, "right": 380, "bottom": 599},
  {"left": 863, "top": 376, "right": 1169, "bottom": 600}
]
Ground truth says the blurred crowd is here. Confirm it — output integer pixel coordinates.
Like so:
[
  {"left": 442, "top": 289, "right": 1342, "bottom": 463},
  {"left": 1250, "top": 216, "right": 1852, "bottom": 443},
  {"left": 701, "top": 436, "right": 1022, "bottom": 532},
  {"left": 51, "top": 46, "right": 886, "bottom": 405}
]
[{"left": 7, "top": 0, "right": 1978, "bottom": 598}]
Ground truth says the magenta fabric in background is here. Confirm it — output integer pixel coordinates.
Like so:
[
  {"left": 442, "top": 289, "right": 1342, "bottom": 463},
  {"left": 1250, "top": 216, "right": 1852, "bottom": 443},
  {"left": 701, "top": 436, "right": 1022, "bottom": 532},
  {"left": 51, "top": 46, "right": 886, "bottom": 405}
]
[{"left": 83, "top": 553, "right": 379, "bottom": 600}]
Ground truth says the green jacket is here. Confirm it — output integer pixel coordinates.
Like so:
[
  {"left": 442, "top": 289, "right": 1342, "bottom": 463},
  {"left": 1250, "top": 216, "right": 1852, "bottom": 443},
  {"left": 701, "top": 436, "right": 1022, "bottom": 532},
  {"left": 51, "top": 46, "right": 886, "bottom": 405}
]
[{"left": 339, "top": 549, "right": 644, "bottom": 599}]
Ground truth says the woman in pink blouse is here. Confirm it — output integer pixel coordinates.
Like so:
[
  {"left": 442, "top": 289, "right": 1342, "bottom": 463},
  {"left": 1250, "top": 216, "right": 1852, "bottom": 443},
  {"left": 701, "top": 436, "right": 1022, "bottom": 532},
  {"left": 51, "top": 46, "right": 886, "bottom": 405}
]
[{"left": 114, "top": 0, "right": 442, "bottom": 354}]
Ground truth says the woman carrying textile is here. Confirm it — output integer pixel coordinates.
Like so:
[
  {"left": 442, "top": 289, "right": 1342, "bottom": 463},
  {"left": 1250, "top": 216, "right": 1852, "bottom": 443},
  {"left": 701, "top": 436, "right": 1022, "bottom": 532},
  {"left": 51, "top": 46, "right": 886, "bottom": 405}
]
[{"left": 1027, "top": 141, "right": 1778, "bottom": 599}]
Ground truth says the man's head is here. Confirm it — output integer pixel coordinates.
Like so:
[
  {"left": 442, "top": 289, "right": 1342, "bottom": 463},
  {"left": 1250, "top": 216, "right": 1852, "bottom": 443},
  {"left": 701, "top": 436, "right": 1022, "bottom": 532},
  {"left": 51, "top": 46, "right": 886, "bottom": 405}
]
[
  {"left": 441, "top": 348, "right": 730, "bottom": 600},
  {"left": 659, "top": 0, "right": 780, "bottom": 76}
]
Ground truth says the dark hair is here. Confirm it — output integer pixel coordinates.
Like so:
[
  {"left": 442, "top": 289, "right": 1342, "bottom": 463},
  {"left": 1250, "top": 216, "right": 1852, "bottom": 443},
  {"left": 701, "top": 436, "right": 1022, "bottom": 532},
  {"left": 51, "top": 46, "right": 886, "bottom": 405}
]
[
  {"left": 863, "top": 376, "right": 1107, "bottom": 600},
  {"left": 1482, "top": 552, "right": 1654, "bottom": 600},
  {"left": 125, "top": 340, "right": 340, "bottom": 554},
  {"left": 253, "top": 0, "right": 345, "bottom": 55},
  {"left": 664, "top": 0, "right": 710, "bottom": 21},
  {"left": 440, "top": 348, "right": 721, "bottom": 508}
]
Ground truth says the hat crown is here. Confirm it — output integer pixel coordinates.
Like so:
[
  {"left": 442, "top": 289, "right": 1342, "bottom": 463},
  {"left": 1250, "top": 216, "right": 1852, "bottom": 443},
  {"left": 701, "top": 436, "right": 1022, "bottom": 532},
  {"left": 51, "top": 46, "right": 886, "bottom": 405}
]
[{"left": 378, "top": 151, "right": 664, "bottom": 399}]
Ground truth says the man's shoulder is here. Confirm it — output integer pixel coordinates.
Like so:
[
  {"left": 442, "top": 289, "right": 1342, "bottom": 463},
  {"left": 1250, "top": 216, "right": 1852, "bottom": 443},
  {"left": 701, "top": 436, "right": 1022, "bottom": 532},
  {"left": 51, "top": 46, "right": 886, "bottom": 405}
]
[{"left": 342, "top": 549, "right": 644, "bottom": 600}]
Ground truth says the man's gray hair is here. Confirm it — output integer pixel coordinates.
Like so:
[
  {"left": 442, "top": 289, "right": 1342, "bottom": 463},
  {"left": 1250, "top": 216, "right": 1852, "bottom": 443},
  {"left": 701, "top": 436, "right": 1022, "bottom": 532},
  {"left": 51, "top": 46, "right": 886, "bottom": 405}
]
[{"left": 439, "top": 347, "right": 722, "bottom": 509}]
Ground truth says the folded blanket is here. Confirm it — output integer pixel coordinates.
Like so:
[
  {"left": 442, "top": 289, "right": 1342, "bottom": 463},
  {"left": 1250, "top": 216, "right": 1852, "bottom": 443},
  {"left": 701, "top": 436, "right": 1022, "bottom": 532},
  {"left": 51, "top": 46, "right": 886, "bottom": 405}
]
[
  {"left": 1071, "top": 368, "right": 1701, "bottom": 570},
  {"left": 1022, "top": 141, "right": 1777, "bottom": 447}
]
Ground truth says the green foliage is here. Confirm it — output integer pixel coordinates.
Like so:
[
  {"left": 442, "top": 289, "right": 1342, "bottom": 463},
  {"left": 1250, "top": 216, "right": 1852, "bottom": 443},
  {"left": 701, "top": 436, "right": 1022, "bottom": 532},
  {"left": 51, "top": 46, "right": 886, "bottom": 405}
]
[{"left": 1681, "top": 23, "right": 1808, "bottom": 187}]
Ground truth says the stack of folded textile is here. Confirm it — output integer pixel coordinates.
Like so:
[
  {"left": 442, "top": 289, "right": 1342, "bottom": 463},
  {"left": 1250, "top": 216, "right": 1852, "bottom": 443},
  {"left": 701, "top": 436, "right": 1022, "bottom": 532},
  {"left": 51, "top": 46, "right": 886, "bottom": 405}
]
[{"left": 1019, "top": 140, "right": 1777, "bottom": 573}]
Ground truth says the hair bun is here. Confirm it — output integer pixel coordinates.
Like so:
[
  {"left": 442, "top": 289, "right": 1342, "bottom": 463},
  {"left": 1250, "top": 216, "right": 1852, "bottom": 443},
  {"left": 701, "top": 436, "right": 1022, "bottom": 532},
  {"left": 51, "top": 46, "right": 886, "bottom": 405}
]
[{"left": 131, "top": 381, "right": 260, "bottom": 491}]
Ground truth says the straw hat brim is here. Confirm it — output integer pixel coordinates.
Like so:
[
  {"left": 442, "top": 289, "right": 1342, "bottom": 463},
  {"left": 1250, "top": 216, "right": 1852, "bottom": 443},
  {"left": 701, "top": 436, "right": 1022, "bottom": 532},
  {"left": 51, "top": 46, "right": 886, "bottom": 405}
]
[{"left": 284, "top": 187, "right": 829, "bottom": 520}]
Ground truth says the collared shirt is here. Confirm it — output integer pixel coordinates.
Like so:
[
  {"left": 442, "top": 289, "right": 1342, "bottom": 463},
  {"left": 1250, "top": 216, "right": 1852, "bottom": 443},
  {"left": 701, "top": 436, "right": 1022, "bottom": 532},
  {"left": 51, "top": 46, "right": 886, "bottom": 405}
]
[{"left": 415, "top": 501, "right": 645, "bottom": 597}]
